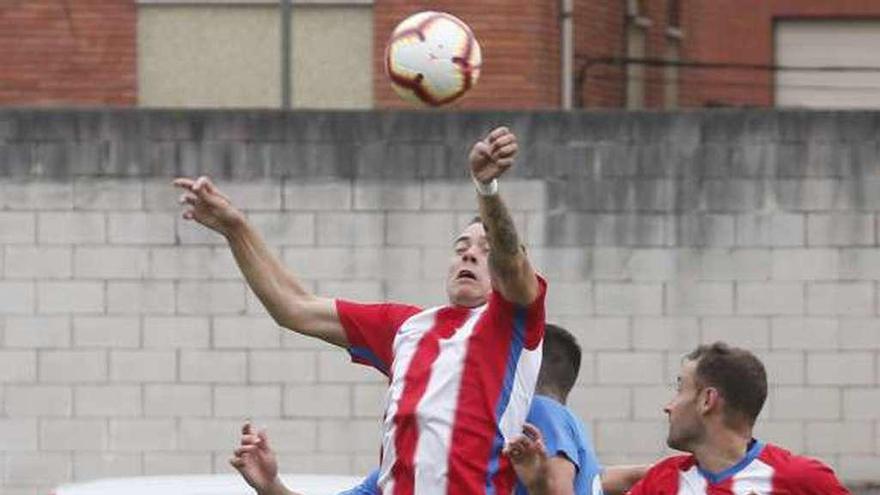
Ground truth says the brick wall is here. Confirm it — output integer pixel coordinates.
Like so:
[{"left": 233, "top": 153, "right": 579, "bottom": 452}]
[
  {"left": 0, "top": 0, "right": 136, "bottom": 106},
  {"left": 1, "top": 109, "right": 879, "bottom": 493}
]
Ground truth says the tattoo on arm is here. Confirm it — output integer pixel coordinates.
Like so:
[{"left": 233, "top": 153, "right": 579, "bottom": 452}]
[{"left": 479, "top": 194, "right": 523, "bottom": 276}]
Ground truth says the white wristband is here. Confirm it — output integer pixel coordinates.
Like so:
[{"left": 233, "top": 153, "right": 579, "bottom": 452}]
[{"left": 473, "top": 177, "right": 498, "bottom": 196}]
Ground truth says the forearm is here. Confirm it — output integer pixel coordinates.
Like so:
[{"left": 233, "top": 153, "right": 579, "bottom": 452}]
[
  {"left": 259, "top": 476, "right": 301, "bottom": 495},
  {"left": 477, "top": 192, "right": 537, "bottom": 305}
]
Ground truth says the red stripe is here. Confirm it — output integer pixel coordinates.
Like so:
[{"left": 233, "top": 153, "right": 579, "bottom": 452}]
[
  {"left": 391, "top": 307, "right": 471, "bottom": 495},
  {"left": 707, "top": 477, "right": 733, "bottom": 494},
  {"left": 446, "top": 303, "right": 516, "bottom": 494}
]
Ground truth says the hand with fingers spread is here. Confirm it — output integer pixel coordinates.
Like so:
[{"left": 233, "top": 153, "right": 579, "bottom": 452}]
[
  {"left": 230, "top": 422, "right": 293, "bottom": 495},
  {"left": 173, "top": 176, "right": 245, "bottom": 236},
  {"left": 505, "top": 423, "right": 550, "bottom": 495},
  {"left": 469, "top": 126, "right": 519, "bottom": 184}
]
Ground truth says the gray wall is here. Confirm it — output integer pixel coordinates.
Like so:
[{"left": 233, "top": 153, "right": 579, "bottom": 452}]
[{"left": 0, "top": 109, "right": 878, "bottom": 493}]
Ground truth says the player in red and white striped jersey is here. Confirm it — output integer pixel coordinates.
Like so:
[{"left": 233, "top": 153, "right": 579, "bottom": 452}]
[
  {"left": 509, "top": 342, "right": 850, "bottom": 495},
  {"left": 175, "top": 126, "right": 544, "bottom": 495}
]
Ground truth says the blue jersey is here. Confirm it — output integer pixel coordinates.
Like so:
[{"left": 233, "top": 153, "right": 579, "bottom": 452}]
[{"left": 341, "top": 395, "right": 603, "bottom": 495}]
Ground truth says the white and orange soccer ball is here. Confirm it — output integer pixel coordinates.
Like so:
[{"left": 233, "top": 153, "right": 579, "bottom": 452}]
[{"left": 385, "top": 11, "right": 482, "bottom": 106}]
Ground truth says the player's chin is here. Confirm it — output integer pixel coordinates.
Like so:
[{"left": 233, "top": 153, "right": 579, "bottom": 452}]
[{"left": 448, "top": 282, "right": 488, "bottom": 307}]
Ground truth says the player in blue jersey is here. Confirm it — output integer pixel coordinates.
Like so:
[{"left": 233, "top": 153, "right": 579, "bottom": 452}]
[{"left": 231, "top": 324, "right": 647, "bottom": 495}]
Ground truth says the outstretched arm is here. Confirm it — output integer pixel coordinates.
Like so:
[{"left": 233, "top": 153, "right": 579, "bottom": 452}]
[
  {"left": 174, "top": 176, "right": 346, "bottom": 347},
  {"left": 470, "top": 127, "right": 540, "bottom": 306}
]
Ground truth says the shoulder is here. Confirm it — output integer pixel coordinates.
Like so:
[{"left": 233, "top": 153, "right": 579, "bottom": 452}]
[
  {"left": 628, "top": 455, "right": 694, "bottom": 493},
  {"left": 760, "top": 444, "right": 849, "bottom": 492}
]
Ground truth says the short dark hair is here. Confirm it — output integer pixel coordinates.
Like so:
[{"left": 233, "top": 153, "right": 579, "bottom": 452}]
[
  {"left": 686, "top": 342, "right": 767, "bottom": 427},
  {"left": 537, "top": 324, "right": 582, "bottom": 400}
]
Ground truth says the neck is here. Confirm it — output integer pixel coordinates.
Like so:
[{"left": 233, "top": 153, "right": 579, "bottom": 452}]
[
  {"left": 692, "top": 425, "right": 752, "bottom": 473},
  {"left": 536, "top": 387, "right": 566, "bottom": 405}
]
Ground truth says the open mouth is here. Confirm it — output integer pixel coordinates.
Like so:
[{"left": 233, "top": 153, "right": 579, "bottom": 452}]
[{"left": 456, "top": 269, "right": 477, "bottom": 281}]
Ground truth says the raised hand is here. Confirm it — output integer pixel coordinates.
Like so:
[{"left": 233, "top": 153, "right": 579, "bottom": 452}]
[
  {"left": 173, "top": 176, "right": 245, "bottom": 236},
  {"left": 504, "top": 423, "right": 549, "bottom": 494},
  {"left": 229, "top": 422, "right": 284, "bottom": 495},
  {"left": 469, "top": 126, "right": 519, "bottom": 184}
]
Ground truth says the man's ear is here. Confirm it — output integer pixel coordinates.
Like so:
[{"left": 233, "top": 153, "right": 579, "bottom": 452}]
[{"left": 700, "top": 387, "right": 722, "bottom": 416}]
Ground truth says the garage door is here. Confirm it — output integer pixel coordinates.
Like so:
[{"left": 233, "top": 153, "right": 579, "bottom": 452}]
[{"left": 775, "top": 20, "right": 880, "bottom": 108}]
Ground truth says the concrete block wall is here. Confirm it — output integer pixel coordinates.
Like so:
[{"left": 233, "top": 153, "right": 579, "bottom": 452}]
[{"left": 0, "top": 109, "right": 878, "bottom": 493}]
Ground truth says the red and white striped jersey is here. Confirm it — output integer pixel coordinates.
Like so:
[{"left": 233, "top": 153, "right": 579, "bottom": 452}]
[
  {"left": 628, "top": 440, "right": 851, "bottom": 495},
  {"left": 336, "top": 277, "right": 547, "bottom": 495}
]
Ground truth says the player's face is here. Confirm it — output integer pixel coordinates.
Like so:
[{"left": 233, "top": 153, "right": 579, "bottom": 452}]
[
  {"left": 446, "top": 222, "right": 492, "bottom": 308},
  {"left": 664, "top": 359, "right": 706, "bottom": 452}
]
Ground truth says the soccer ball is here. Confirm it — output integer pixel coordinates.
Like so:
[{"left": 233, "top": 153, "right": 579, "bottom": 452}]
[{"left": 385, "top": 11, "right": 482, "bottom": 106}]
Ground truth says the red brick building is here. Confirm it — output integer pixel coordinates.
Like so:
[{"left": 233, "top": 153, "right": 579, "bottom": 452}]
[{"left": 4, "top": 1, "right": 880, "bottom": 109}]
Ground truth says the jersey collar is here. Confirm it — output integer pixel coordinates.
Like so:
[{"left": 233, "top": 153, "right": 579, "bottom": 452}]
[{"left": 696, "top": 438, "right": 765, "bottom": 485}]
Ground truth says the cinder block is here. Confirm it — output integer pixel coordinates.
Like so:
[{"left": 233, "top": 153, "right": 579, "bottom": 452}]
[
  {"left": 144, "top": 179, "right": 181, "bottom": 211},
  {"left": 40, "top": 419, "right": 106, "bottom": 450},
  {"left": 110, "top": 350, "right": 176, "bottom": 382},
  {"left": 386, "top": 212, "right": 457, "bottom": 247},
  {"left": 633, "top": 317, "right": 699, "bottom": 350},
  {"left": 180, "top": 350, "right": 247, "bottom": 383},
  {"left": 839, "top": 318, "right": 880, "bottom": 350},
  {"left": 284, "top": 384, "right": 351, "bottom": 418},
  {"left": 73, "top": 317, "right": 140, "bottom": 348},
  {"left": 753, "top": 420, "right": 804, "bottom": 453},
  {"left": 5, "top": 452, "right": 72, "bottom": 484},
  {"left": 843, "top": 389, "right": 880, "bottom": 420},
  {"left": 4, "top": 316, "right": 70, "bottom": 348},
  {"left": 545, "top": 282, "right": 593, "bottom": 316},
  {"left": 318, "top": 351, "right": 385, "bottom": 384},
  {"left": 4, "top": 385, "right": 71, "bottom": 416},
  {"left": 254, "top": 419, "right": 319, "bottom": 453},
  {"left": 807, "top": 282, "right": 874, "bottom": 316},
  {"left": 353, "top": 181, "right": 421, "bottom": 211},
  {"left": 0, "top": 212, "right": 36, "bottom": 243},
  {"left": 632, "top": 386, "right": 673, "bottom": 420},
  {"left": 625, "top": 249, "right": 693, "bottom": 281},
  {"left": 594, "top": 421, "right": 667, "bottom": 454},
  {"left": 0, "top": 351, "right": 36, "bottom": 383},
  {"left": 699, "top": 249, "right": 771, "bottom": 281},
  {"left": 665, "top": 282, "right": 734, "bottom": 315},
  {"left": 177, "top": 281, "right": 246, "bottom": 315},
  {"left": 74, "top": 247, "right": 149, "bottom": 279},
  {"left": 666, "top": 214, "right": 736, "bottom": 247},
  {"left": 213, "top": 316, "right": 281, "bottom": 348},
  {"left": 317, "top": 212, "right": 385, "bottom": 246},
  {"left": 0, "top": 419, "right": 38, "bottom": 451},
  {"left": 384, "top": 280, "right": 446, "bottom": 308},
  {"left": 771, "top": 387, "right": 840, "bottom": 420},
  {"left": 808, "top": 213, "right": 875, "bottom": 246},
  {"left": 422, "top": 181, "right": 477, "bottom": 211},
  {"left": 770, "top": 317, "right": 838, "bottom": 350},
  {"left": 774, "top": 179, "right": 838, "bottom": 211},
  {"left": 839, "top": 249, "right": 880, "bottom": 280},
  {"left": 38, "top": 281, "right": 104, "bottom": 314},
  {"left": 75, "top": 385, "right": 141, "bottom": 416},
  {"left": 249, "top": 350, "right": 317, "bottom": 383},
  {"left": 701, "top": 317, "right": 770, "bottom": 349},
  {"left": 352, "top": 384, "right": 387, "bottom": 418},
  {"left": 352, "top": 248, "right": 421, "bottom": 280},
  {"left": 175, "top": 216, "right": 227, "bottom": 246},
  {"left": 74, "top": 179, "right": 143, "bottom": 210},
  {"left": 756, "top": 351, "right": 805, "bottom": 385},
  {"left": 568, "top": 386, "right": 632, "bottom": 420},
  {"left": 735, "top": 214, "right": 804, "bottom": 247},
  {"left": 4, "top": 246, "right": 72, "bottom": 278},
  {"left": 316, "top": 281, "right": 384, "bottom": 301},
  {"left": 284, "top": 180, "right": 352, "bottom": 211},
  {"left": 318, "top": 419, "right": 382, "bottom": 453},
  {"left": 40, "top": 350, "right": 106, "bottom": 383},
  {"left": 529, "top": 248, "right": 605, "bottom": 283},
  {"left": 143, "top": 316, "right": 210, "bottom": 348},
  {"left": 594, "top": 283, "right": 663, "bottom": 315},
  {"left": 702, "top": 180, "right": 765, "bottom": 212},
  {"left": 109, "top": 419, "right": 177, "bottom": 452},
  {"left": 807, "top": 352, "right": 874, "bottom": 385},
  {"left": 737, "top": 283, "right": 804, "bottom": 315},
  {"left": 3, "top": 181, "right": 73, "bottom": 210},
  {"left": 107, "top": 281, "right": 176, "bottom": 315},
  {"left": 38, "top": 212, "right": 105, "bottom": 244},
  {"left": 597, "top": 352, "right": 665, "bottom": 385},
  {"left": 282, "top": 248, "right": 351, "bottom": 279},
  {"left": 806, "top": 421, "right": 874, "bottom": 454},
  {"left": 248, "top": 213, "right": 315, "bottom": 246},
  {"left": 149, "top": 247, "right": 213, "bottom": 279},
  {"left": 217, "top": 181, "right": 282, "bottom": 211},
  {"left": 108, "top": 213, "right": 175, "bottom": 245},
  {"left": 73, "top": 452, "right": 142, "bottom": 480},
  {"left": 556, "top": 316, "right": 630, "bottom": 350},
  {"left": 771, "top": 249, "right": 840, "bottom": 281},
  {"left": 214, "top": 385, "right": 282, "bottom": 418},
  {"left": 178, "top": 418, "right": 242, "bottom": 450},
  {"left": 0, "top": 281, "right": 36, "bottom": 314},
  {"left": 839, "top": 455, "right": 880, "bottom": 483},
  {"left": 144, "top": 385, "right": 211, "bottom": 417},
  {"left": 143, "top": 453, "right": 211, "bottom": 476}
]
